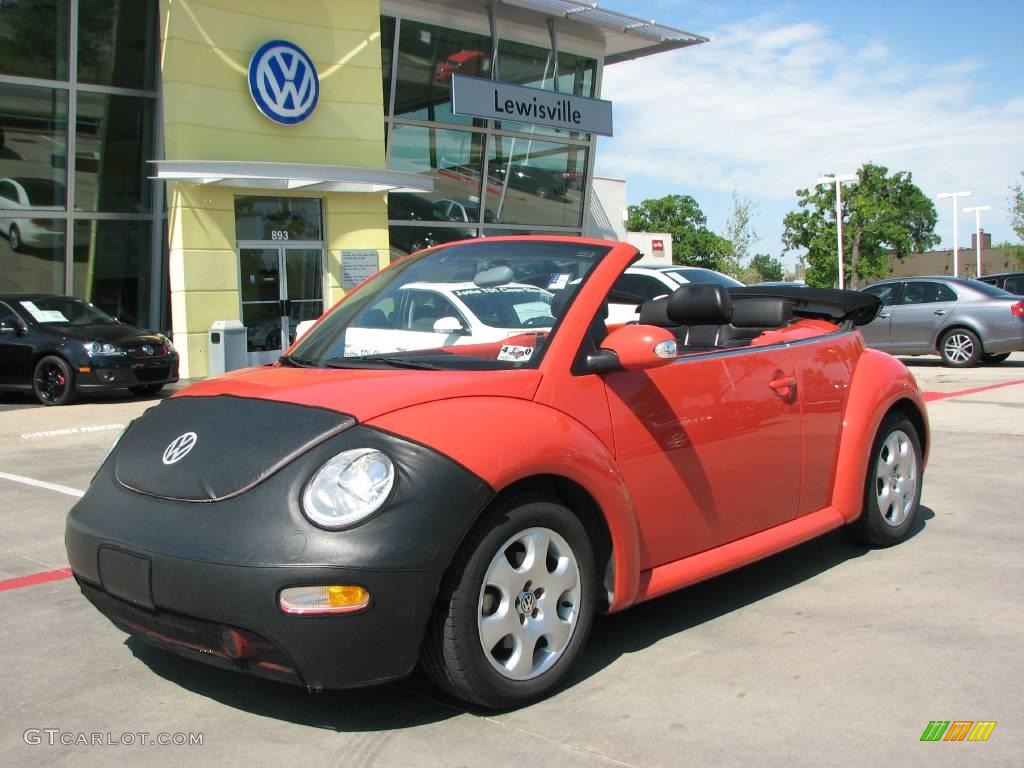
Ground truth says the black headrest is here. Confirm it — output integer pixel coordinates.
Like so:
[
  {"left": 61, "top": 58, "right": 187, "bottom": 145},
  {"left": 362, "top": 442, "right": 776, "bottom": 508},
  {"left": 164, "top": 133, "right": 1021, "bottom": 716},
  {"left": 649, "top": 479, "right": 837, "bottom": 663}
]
[
  {"left": 666, "top": 284, "right": 731, "bottom": 326},
  {"left": 730, "top": 298, "right": 792, "bottom": 328},
  {"left": 638, "top": 297, "right": 671, "bottom": 326}
]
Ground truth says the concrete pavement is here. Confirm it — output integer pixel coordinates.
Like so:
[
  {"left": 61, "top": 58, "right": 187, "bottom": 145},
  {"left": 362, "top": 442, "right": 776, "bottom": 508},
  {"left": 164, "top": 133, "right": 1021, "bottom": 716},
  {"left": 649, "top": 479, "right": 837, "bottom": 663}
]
[{"left": 1, "top": 355, "right": 1021, "bottom": 767}]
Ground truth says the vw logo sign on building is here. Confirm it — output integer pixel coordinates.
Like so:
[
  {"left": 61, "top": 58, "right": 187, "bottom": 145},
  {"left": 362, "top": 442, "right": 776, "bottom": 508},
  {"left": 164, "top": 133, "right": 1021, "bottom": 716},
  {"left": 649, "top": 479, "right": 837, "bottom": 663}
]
[
  {"left": 247, "top": 40, "right": 319, "bottom": 125},
  {"left": 162, "top": 432, "right": 198, "bottom": 465}
]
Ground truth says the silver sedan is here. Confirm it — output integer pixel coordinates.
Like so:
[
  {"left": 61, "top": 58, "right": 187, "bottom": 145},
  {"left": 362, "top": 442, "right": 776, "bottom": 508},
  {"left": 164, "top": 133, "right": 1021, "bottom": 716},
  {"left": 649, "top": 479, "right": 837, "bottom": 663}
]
[{"left": 860, "top": 277, "right": 1024, "bottom": 367}]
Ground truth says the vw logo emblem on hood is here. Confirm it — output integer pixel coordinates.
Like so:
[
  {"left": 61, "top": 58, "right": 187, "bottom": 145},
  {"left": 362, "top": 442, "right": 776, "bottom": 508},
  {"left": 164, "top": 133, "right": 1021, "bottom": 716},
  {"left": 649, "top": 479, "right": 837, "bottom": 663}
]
[
  {"left": 162, "top": 432, "right": 198, "bottom": 465},
  {"left": 248, "top": 40, "right": 319, "bottom": 125}
]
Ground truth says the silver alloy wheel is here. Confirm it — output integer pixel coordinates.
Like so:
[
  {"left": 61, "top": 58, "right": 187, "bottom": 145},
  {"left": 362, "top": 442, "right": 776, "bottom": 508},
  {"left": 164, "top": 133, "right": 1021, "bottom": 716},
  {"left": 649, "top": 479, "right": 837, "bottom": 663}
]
[
  {"left": 942, "top": 332, "right": 975, "bottom": 364},
  {"left": 477, "top": 526, "right": 581, "bottom": 681},
  {"left": 874, "top": 429, "right": 917, "bottom": 527}
]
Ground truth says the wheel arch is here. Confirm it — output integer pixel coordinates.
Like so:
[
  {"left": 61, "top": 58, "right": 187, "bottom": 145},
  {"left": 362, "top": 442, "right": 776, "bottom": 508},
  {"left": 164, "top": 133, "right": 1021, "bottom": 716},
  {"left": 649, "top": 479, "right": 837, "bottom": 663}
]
[
  {"left": 369, "top": 396, "right": 642, "bottom": 612},
  {"left": 830, "top": 349, "right": 930, "bottom": 523},
  {"left": 933, "top": 322, "right": 984, "bottom": 354}
]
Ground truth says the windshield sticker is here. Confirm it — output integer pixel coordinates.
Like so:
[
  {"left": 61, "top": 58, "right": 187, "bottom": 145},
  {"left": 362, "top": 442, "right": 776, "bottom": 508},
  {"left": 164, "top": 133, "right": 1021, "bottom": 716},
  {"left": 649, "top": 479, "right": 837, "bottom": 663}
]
[
  {"left": 497, "top": 344, "right": 534, "bottom": 362},
  {"left": 453, "top": 286, "right": 540, "bottom": 297},
  {"left": 19, "top": 301, "right": 68, "bottom": 323},
  {"left": 547, "top": 273, "right": 570, "bottom": 290}
]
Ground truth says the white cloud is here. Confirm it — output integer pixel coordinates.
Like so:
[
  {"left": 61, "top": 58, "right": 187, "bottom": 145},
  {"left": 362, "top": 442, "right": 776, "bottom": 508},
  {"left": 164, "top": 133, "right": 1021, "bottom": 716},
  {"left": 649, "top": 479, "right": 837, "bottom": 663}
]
[{"left": 598, "top": 14, "right": 1024, "bottom": 252}]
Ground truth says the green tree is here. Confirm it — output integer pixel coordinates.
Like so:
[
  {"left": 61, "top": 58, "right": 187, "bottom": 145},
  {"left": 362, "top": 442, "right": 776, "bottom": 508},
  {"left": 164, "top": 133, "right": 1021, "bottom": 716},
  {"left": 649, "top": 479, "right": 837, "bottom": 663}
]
[
  {"left": 721, "top": 192, "right": 758, "bottom": 280},
  {"left": 782, "top": 163, "right": 939, "bottom": 289},
  {"left": 750, "top": 253, "right": 784, "bottom": 282},
  {"left": 627, "top": 194, "right": 732, "bottom": 270},
  {"left": 1010, "top": 172, "right": 1024, "bottom": 242}
]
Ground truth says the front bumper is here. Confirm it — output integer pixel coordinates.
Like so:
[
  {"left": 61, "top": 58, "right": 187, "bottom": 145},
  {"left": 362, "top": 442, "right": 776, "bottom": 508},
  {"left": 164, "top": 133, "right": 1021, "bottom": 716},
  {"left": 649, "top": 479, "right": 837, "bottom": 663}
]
[
  {"left": 76, "top": 353, "right": 180, "bottom": 391},
  {"left": 66, "top": 422, "right": 493, "bottom": 690}
]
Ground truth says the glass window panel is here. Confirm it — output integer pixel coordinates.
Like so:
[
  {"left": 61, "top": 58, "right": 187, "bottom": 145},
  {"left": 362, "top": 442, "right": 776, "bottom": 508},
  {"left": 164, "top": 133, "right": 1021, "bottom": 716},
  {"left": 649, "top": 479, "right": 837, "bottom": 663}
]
[
  {"left": 78, "top": 0, "right": 158, "bottom": 90},
  {"left": 394, "top": 18, "right": 489, "bottom": 127},
  {"left": 381, "top": 15, "right": 396, "bottom": 115},
  {"left": 485, "top": 137, "right": 586, "bottom": 228},
  {"left": 0, "top": 217, "right": 65, "bottom": 293},
  {"left": 70, "top": 219, "right": 152, "bottom": 327},
  {"left": 387, "top": 124, "right": 486, "bottom": 222},
  {"left": 234, "top": 196, "right": 323, "bottom": 241},
  {"left": 75, "top": 92, "right": 154, "bottom": 212},
  {"left": 0, "top": 83, "right": 69, "bottom": 210},
  {"left": 0, "top": 0, "right": 69, "bottom": 80},
  {"left": 389, "top": 225, "right": 477, "bottom": 259},
  {"left": 493, "top": 39, "right": 595, "bottom": 141}
]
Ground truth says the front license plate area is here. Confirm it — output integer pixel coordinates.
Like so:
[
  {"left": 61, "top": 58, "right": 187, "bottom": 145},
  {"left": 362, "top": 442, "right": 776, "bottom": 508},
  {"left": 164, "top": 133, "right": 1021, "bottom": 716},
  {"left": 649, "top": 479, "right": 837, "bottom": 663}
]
[{"left": 98, "top": 547, "right": 154, "bottom": 610}]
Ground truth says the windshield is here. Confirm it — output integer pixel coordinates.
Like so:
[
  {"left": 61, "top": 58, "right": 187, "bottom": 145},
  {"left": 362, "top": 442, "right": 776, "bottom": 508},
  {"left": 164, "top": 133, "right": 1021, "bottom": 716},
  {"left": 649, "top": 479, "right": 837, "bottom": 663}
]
[
  {"left": 665, "top": 268, "right": 745, "bottom": 288},
  {"left": 17, "top": 296, "right": 116, "bottom": 325},
  {"left": 289, "top": 240, "right": 609, "bottom": 370}
]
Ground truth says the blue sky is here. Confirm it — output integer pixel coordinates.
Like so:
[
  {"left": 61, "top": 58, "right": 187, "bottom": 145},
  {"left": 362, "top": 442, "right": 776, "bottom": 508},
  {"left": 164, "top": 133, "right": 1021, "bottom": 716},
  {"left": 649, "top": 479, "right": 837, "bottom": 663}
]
[{"left": 596, "top": 0, "right": 1024, "bottom": 268}]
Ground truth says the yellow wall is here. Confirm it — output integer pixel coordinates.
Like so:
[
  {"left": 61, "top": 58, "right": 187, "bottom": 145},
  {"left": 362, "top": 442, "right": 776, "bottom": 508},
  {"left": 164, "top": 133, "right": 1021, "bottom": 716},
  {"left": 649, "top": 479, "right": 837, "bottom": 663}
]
[{"left": 160, "top": 0, "right": 389, "bottom": 377}]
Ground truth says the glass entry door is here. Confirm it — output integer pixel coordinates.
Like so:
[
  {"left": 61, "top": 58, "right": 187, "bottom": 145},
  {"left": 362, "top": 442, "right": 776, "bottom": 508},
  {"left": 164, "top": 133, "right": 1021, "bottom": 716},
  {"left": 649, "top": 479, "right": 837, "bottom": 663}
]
[{"left": 239, "top": 243, "right": 324, "bottom": 365}]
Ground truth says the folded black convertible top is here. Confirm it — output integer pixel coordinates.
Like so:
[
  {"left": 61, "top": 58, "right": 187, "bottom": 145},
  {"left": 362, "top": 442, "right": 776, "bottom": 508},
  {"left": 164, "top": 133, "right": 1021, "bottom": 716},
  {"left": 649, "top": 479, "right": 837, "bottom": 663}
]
[{"left": 728, "top": 286, "right": 881, "bottom": 326}]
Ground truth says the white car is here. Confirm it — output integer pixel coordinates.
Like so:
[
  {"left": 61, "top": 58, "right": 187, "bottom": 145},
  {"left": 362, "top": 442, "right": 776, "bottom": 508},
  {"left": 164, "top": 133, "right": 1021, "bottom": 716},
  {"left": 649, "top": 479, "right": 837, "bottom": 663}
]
[
  {"left": 0, "top": 177, "right": 66, "bottom": 251},
  {"left": 606, "top": 264, "right": 744, "bottom": 323},
  {"left": 341, "top": 280, "right": 555, "bottom": 358}
]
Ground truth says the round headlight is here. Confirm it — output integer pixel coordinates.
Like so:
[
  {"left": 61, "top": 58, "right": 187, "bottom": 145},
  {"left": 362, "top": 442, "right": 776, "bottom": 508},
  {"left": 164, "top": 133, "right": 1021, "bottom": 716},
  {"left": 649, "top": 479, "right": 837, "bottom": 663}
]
[
  {"left": 302, "top": 448, "right": 395, "bottom": 529},
  {"left": 84, "top": 341, "right": 123, "bottom": 356}
]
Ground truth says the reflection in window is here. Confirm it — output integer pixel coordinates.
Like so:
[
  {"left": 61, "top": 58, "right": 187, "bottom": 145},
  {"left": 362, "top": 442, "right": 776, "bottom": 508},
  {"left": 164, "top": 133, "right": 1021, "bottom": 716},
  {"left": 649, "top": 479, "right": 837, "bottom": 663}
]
[
  {"left": 234, "top": 196, "right": 324, "bottom": 241},
  {"left": 70, "top": 219, "right": 151, "bottom": 327},
  {"left": 388, "top": 124, "right": 486, "bottom": 221},
  {"left": 394, "top": 18, "right": 490, "bottom": 126},
  {"left": 485, "top": 137, "right": 585, "bottom": 227},
  {"left": 0, "top": 0, "right": 69, "bottom": 80},
  {"left": 78, "top": 0, "right": 158, "bottom": 90},
  {"left": 75, "top": 92, "right": 154, "bottom": 212},
  {"left": 0, "top": 83, "right": 68, "bottom": 209},
  {"left": 389, "top": 225, "right": 477, "bottom": 258},
  {"left": 381, "top": 15, "right": 396, "bottom": 115},
  {"left": 0, "top": 217, "right": 65, "bottom": 294}
]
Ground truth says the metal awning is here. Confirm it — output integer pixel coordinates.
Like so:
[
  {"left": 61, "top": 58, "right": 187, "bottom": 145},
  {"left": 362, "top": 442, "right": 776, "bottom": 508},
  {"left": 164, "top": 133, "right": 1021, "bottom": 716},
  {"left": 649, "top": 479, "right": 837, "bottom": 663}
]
[
  {"left": 494, "top": 0, "right": 709, "bottom": 63},
  {"left": 152, "top": 160, "right": 433, "bottom": 193}
]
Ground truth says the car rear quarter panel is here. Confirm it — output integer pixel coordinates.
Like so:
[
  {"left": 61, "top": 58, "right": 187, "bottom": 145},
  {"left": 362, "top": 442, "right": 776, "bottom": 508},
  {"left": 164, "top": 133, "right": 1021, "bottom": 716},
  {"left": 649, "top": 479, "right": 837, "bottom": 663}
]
[
  {"left": 831, "top": 346, "right": 929, "bottom": 523},
  {"left": 945, "top": 301, "right": 1024, "bottom": 352}
]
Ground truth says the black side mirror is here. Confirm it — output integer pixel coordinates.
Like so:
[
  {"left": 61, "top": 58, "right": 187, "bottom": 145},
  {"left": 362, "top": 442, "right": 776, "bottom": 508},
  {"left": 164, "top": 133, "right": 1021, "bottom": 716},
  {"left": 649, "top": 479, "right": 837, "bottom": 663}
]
[{"left": 0, "top": 319, "right": 26, "bottom": 336}]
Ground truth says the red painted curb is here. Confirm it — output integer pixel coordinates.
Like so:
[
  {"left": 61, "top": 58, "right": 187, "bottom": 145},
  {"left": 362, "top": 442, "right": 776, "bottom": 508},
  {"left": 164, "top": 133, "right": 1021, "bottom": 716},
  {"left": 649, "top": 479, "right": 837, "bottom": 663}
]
[
  {"left": 0, "top": 568, "right": 73, "bottom": 593},
  {"left": 923, "top": 378, "right": 1024, "bottom": 403}
]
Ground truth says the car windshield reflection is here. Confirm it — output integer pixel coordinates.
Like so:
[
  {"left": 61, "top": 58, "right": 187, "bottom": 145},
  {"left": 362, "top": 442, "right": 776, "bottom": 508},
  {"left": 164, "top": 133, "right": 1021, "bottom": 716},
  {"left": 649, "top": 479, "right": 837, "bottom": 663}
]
[{"left": 290, "top": 239, "right": 609, "bottom": 370}]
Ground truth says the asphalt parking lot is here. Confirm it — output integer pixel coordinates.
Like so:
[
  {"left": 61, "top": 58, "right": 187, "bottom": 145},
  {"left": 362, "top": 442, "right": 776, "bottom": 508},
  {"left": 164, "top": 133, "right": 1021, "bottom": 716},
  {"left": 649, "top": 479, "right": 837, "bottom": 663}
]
[{"left": 1, "top": 355, "right": 1022, "bottom": 767}]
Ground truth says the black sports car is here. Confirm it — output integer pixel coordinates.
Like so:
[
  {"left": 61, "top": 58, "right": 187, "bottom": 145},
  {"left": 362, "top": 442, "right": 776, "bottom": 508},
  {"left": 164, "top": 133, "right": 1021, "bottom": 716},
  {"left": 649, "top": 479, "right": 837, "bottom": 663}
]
[{"left": 0, "top": 293, "right": 179, "bottom": 405}]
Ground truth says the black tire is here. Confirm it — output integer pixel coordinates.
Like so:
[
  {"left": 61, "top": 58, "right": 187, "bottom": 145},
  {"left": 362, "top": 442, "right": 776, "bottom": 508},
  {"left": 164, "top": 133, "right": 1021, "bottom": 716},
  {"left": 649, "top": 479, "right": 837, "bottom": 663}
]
[
  {"left": 938, "top": 327, "right": 982, "bottom": 367},
  {"left": 32, "top": 355, "right": 77, "bottom": 406},
  {"left": 535, "top": 187, "right": 549, "bottom": 199},
  {"left": 421, "top": 494, "right": 596, "bottom": 709},
  {"left": 980, "top": 352, "right": 1011, "bottom": 364},
  {"left": 128, "top": 383, "right": 164, "bottom": 396},
  {"left": 846, "top": 412, "right": 923, "bottom": 547},
  {"left": 9, "top": 224, "right": 22, "bottom": 252}
]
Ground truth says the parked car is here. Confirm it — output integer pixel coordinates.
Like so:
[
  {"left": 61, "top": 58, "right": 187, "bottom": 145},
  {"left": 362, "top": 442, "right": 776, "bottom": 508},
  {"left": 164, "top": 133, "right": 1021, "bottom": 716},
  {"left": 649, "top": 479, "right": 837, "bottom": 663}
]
[
  {"left": 433, "top": 49, "right": 487, "bottom": 81},
  {"left": 606, "top": 263, "right": 744, "bottom": 323},
  {"left": 0, "top": 177, "right": 66, "bottom": 251},
  {"left": 67, "top": 236, "right": 928, "bottom": 709},
  {"left": 978, "top": 272, "right": 1024, "bottom": 296},
  {"left": 432, "top": 197, "right": 496, "bottom": 224},
  {"left": 0, "top": 293, "right": 179, "bottom": 405},
  {"left": 860, "top": 276, "right": 1024, "bottom": 367},
  {"left": 489, "top": 163, "right": 566, "bottom": 199}
]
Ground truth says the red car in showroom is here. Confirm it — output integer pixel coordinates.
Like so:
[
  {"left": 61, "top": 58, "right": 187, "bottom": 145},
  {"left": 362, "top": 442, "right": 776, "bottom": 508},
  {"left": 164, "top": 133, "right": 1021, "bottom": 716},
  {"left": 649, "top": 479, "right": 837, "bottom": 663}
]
[{"left": 66, "top": 237, "right": 928, "bottom": 709}]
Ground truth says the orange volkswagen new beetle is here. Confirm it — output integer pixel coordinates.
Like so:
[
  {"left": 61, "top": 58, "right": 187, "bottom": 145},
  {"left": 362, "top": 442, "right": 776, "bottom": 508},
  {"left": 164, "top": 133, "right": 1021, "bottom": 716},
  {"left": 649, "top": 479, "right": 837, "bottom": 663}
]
[{"left": 66, "top": 237, "right": 928, "bottom": 708}]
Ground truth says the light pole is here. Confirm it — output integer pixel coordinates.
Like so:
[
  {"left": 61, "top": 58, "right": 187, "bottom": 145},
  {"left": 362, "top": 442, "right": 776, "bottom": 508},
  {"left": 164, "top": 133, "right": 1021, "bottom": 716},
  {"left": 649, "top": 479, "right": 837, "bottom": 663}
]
[
  {"left": 817, "top": 173, "right": 857, "bottom": 289},
  {"left": 962, "top": 205, "right": 991, "bottom": 278},
  {"left": 936, "top": 191, "right": 972, "bottom": 277}
]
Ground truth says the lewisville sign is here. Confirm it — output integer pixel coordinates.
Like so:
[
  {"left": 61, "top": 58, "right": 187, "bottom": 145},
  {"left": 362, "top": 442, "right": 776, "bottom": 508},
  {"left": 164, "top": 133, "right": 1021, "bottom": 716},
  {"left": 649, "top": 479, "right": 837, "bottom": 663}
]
[{"left": 450, "top": 74, "right": 613, "bottom": 136}]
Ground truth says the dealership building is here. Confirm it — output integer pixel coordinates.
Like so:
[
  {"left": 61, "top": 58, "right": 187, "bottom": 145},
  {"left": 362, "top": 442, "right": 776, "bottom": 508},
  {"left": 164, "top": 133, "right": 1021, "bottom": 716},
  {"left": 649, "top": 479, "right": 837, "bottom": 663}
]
[{"left": 0, "top": 0, "right": 706, "bottom": 377}]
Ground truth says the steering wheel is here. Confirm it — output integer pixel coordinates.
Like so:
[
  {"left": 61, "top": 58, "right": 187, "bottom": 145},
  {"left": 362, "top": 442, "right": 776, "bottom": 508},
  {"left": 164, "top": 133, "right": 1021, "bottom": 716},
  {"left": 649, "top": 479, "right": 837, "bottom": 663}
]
[{"left": 523, "top": 315, "right": 555, "bottom": 328}]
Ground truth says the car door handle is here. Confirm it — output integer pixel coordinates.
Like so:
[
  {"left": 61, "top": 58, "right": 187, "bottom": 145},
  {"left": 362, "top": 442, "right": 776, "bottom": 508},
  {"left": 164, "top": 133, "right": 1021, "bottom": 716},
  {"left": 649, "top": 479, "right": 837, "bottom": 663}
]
[
  {"left": 933, "top": 309, "right": 946, "bottom": 315},
  {"left": 769, "top": 376, "right": 797, "bottom": 392},
  {"left": 878, "top": 312, "right": 890, "bottom": 319}
]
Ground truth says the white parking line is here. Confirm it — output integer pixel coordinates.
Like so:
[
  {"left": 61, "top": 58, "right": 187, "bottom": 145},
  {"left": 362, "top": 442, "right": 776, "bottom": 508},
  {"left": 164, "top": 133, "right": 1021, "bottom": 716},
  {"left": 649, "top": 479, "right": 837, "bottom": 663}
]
[{"left": 0, "top": 471, "right": 85, "bottom": 498}]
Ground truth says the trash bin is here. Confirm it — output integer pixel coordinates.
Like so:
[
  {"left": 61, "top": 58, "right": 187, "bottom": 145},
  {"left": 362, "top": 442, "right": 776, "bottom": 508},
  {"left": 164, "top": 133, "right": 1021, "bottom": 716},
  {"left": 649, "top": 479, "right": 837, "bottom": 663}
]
[{"left": 208, "top": 320, "right": 248, "bottom": 376}]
